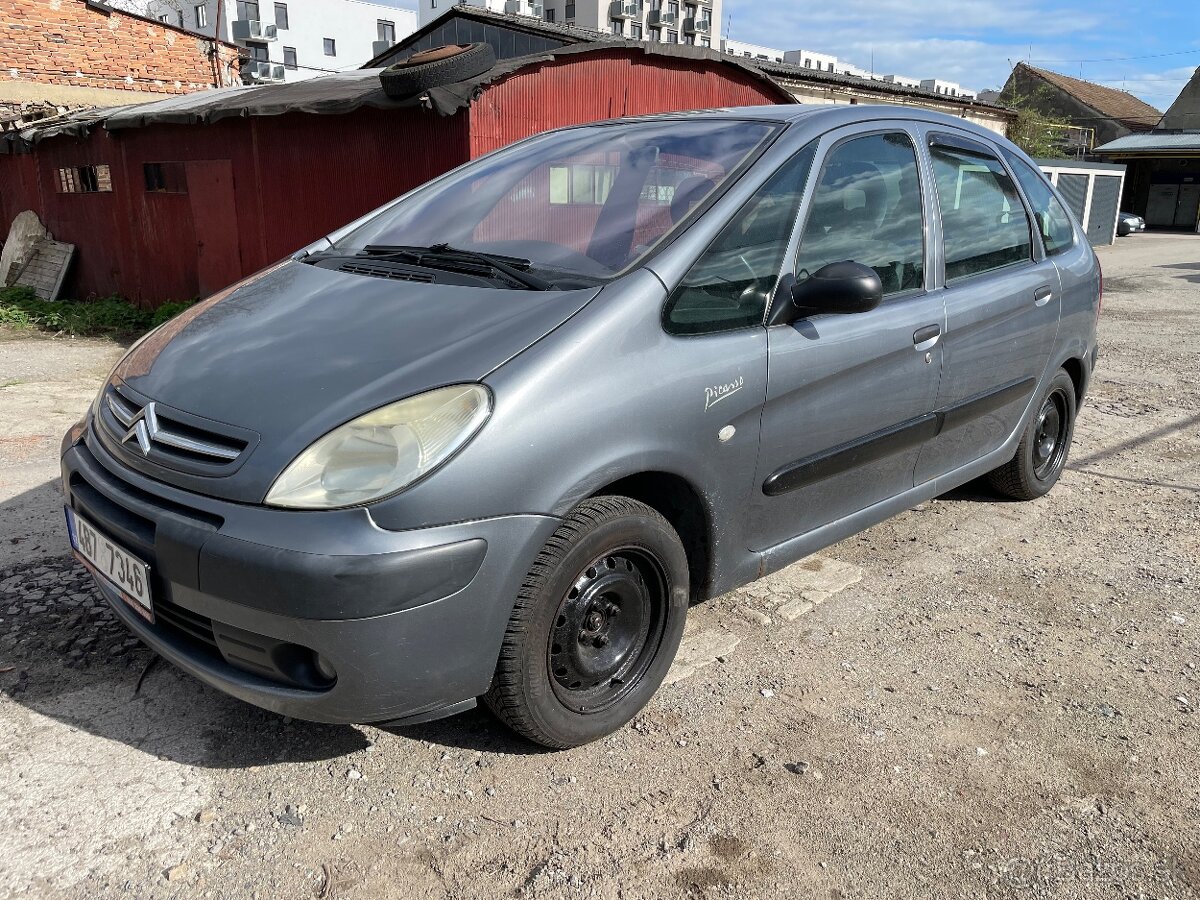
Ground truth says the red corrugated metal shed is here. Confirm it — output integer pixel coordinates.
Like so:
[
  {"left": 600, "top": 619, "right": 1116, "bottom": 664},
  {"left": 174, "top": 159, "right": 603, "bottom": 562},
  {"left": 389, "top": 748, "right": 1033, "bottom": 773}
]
[{"left": 0, "top": 45, "right": 789, "bottom": 306}]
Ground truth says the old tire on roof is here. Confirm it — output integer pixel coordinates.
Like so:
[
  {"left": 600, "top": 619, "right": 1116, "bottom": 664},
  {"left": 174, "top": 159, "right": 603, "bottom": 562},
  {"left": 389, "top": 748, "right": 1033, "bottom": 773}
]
[{"left": 379, "top": 43, "right": 497, "bottom": 99}]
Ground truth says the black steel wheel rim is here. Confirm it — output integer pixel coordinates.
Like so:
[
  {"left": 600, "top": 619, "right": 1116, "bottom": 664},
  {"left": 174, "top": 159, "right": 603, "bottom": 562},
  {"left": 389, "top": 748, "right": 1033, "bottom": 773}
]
[
  {"left": 1033, "top": 390, "right": 1069, "bottom": 479},
  {"left": 547, "top": 547, "right": 669, "bottom": 714}
]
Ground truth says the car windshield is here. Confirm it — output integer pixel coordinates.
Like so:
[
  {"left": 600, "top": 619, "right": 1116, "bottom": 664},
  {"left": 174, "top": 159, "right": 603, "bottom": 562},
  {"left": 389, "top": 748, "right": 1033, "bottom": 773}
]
[{"left": 333, "top": 118, "right": 781, "bottom": 282}]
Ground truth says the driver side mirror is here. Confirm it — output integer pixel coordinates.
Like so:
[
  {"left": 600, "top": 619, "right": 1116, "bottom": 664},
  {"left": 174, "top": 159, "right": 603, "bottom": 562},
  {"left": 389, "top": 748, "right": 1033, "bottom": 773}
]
[{"left": 771, "top": 260, "right": 883, "bottom": 325}]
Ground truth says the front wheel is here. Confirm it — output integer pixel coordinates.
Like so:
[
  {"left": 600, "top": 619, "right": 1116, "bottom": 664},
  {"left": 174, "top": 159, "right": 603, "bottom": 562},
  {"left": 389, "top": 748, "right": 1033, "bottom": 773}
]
[
  {"left": 484, "top": 497, "right": 690, "bottom": 749},
  {"left": 987, "top": 370, "right": 1077, "bottom": 500}
]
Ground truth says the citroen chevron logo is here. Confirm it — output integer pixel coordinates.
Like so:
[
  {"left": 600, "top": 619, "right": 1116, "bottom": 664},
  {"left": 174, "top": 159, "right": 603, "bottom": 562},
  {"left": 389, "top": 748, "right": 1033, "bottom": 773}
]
[{"left": 121, "top": 402, "right": 160, "bottom": 457}]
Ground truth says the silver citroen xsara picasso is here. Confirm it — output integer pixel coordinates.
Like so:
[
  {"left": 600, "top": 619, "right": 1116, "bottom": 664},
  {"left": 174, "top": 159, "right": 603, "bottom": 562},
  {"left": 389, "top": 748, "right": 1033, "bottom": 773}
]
[{"left": 63, "top": 105, "right": 1100, "bottom": 748}]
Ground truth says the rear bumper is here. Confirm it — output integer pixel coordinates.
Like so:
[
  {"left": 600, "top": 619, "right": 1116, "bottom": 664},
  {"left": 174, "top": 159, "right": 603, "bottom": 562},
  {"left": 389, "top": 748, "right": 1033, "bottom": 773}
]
[{"left": 62, "top": 428, "right": 559, "bottom": 724}]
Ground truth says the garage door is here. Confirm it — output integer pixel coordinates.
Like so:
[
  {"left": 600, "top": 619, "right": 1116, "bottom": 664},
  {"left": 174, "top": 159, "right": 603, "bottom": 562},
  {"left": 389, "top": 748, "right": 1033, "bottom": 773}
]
[
  {"left": 1056, "top": 174, "right": 1089, "bottom": 227},
  {"left": 1087, "top": 175, "right": 1122, "bottom": 245}
]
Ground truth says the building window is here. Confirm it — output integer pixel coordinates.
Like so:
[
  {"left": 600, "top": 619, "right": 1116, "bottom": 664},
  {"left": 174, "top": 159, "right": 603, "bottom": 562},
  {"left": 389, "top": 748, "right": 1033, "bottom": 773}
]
[
  {"left": 157, "top": 13, "right": 168, "bottom": 21},
  {"left": 700, "top": 37, "right": 709, "bottom": 47},
  {"left": 377, "top": 19, "right": 395, "bottom": 42},
  {"left": 565, "top": 1, "right": 575, "bottom": 18},
  {"left": 630, "top": 23, "right": 641, "bottom": 39},
  {"left": 274, "top": 2, "right": 288, "bottom": 29},
  {"left": 195, "top": 3, "right": 207, "bottom": 27},
  {"left": 610, "top": 19, "right": 623, "bottom": 34},
  {"left": 143, "top": 162, "right": 187, "bottom": 193},
  {"left": 248, "top": 43, "right": 269, "bottom": 61},
  {"left": 649, "top": 27, "right": 660, "bottom": 41},
  {"left": 283, "top": 46, "right": 297, "bottom": 69},
  {"left": 544, "top": 7, "right": 555, "bottom": 21},
  {"left": 666, "top": 30, "right": 677, "bottom": 43},
  {"left": 323, "top": 37, "right": 336, "bottom": 56},
  {"left": 804, "top": 57, "right": 811, "bottom": 68},
  {"left": 684, "top": 34, "right": 694, "bottom": 45},
  {"left": 237, "top": 1, "right": 259, "bottom": 20},
  {"left": 56, "top": 165, "right": 112, "bottom": 194}
]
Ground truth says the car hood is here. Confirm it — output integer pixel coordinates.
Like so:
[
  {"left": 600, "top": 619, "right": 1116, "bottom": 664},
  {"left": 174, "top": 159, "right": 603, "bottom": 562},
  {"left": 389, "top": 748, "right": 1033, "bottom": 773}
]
[{"left": 105, "top": 259, "right": 600, "bottom": 502}]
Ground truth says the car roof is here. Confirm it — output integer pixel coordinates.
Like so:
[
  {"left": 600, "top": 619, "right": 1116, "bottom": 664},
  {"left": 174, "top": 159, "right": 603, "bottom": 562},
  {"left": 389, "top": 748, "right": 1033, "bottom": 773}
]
[{"left": 600, "top": 103, "right": 1021, "bottom": 157}]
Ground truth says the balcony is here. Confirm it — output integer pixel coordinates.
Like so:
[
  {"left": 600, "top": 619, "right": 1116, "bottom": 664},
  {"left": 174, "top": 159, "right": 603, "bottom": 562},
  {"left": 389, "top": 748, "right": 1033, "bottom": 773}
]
[
  {"left": 682, "top": 16, "right": 710, "bottom": 34},
  {"left": 504, "top": 0, "right": 543, "bottom": 16},
  {"left": 609, "top": 1, "right": 641, "bottom": 18},
  {"left": 240, "top": 60, "right": 285, "bottom": 83},
  {"left": 647, "top": 9, "right": 675, "bottom": 25},
  {"left": 231, "top": 20, "right": 278, "bottom": 43}
]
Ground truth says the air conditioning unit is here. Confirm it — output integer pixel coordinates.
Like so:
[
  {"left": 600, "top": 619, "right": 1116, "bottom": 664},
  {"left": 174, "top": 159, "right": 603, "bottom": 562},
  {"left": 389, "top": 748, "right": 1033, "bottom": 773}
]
[
  {"left": 240, "top": 60, "right": 284, "bottom": 83},
  {"left": 232, "top": 20, "right": 278, "bottom": 42}
]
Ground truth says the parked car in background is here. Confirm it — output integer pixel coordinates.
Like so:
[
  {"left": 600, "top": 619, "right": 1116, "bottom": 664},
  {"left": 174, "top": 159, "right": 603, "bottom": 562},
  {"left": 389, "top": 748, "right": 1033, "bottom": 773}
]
[
  {"left": 61, "top": 106, "right": 1101, "bottom": 748},
  {"left": 1118, "top": 211, "right": 1146, "bottom": 236}
]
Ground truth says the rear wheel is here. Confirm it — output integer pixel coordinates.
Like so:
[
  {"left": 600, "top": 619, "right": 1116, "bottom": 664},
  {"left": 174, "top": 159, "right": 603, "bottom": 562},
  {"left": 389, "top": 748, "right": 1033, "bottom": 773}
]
[
  {"left": 987, "top": 370, "right": 1077, "bottom": 500},
  {"left": 484, "top": 497, "right": 689, "bottom": 749}
]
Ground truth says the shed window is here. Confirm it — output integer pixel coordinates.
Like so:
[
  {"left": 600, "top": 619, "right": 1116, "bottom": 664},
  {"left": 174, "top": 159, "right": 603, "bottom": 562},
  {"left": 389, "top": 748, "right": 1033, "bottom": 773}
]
[
  {"left": 549, "top": 165, "right": 618, "bottom": 205},
  {"left": 274, "top": 2, "right": 288, "bottom": 29},
  {"left": 283, "top": 46, "right": 297, "bottom": 69},
  {"left": 323, "top": 38, "right": 336, "bottom": 56},
  {"left": 57, "top": 165, "right": 111, "bottom": 194},
  {"left": 144, "top": 162, "right": 187, "bottom": 194}
]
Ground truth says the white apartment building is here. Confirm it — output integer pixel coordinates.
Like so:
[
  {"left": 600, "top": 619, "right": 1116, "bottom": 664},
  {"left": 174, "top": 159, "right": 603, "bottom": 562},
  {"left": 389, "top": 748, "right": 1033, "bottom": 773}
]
[
  {"left": 882, "top": 73, "right": 921, "bottom": 89},
  {"left": 782, "top": 49, "right": 839, "bottom": 74},
  {"left": 117, "top": 0, "right": 417, "bottom": 83},
  {"left": 920, "top": 79, "right": 976, "bottom": 100},
  {"left": 721, "top": 39, "right": 783, "bottom": 63},
  {"left": 422, "top": 0, "right": 721, "bottom": 49}
]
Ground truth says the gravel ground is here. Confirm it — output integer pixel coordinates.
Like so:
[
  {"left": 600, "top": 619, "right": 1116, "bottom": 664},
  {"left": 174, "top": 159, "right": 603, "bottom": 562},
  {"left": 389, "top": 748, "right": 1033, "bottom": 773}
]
[{"left": 0, "top": 233, "right": 1197, "bottom": 900}]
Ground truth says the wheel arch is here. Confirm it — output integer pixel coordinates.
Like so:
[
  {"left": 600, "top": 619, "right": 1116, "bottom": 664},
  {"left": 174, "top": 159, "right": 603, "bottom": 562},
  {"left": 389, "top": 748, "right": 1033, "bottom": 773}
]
[{"left": 589, "top": 471, "right": 714, "bottom": 602}]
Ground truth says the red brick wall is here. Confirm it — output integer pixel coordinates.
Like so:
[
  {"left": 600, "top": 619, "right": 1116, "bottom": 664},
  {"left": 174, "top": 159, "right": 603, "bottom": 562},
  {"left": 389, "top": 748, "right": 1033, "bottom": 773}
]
[{"left": 1, "top": 0, "right": 239, "bottom": 94}]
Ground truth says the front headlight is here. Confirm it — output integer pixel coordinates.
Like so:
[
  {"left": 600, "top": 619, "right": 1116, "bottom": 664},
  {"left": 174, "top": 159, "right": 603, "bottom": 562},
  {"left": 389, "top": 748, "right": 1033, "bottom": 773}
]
[{"left": 265, "top": 384, "right": 491, "bottom": 509}]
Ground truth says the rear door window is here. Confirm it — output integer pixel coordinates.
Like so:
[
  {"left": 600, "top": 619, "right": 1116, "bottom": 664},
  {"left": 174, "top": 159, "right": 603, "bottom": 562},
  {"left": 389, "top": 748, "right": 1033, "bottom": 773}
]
[
  {"left": 793, "top": 131, "right": 926, "bottom": 297},
  {"left": 929, "top": 138, "right": 1032, "bottom": 281}
]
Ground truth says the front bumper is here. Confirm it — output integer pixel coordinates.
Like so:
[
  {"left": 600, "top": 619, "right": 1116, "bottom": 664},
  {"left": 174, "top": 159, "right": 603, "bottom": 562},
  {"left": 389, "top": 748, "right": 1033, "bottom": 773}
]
[{"left": 62, "top": 427, "right": 560, "bottom": 724}]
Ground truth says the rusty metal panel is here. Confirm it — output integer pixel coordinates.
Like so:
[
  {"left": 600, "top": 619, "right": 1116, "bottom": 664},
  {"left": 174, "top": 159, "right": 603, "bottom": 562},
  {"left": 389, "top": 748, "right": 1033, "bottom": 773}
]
[{"left": 469, "top": 51, "right": 790, "bottom": 158}]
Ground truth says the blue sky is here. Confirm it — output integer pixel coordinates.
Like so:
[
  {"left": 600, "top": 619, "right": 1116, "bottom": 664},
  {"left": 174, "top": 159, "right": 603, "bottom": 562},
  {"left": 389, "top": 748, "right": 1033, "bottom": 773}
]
[{"left": 723, "top": 0, "right": 1199, "bottom": 110}]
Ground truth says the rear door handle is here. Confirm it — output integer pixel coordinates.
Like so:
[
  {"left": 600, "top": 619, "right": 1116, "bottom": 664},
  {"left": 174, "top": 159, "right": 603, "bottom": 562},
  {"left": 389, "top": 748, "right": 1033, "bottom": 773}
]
[
  {"left": 1034, "top": 286, "right": 1054, "bottom": 307},
  {"left": 913, "top": 324, "right": 941, "bottom": 350}
]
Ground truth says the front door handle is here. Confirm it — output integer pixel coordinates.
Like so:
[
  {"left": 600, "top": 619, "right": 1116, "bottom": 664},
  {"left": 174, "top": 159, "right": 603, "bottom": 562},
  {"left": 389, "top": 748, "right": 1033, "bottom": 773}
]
[
  {"left": 913, "top": 324, "right": 941, "bottom": 351},
  {"left": 1034, "top": 286, "right": 1054, "bottom": 307}
]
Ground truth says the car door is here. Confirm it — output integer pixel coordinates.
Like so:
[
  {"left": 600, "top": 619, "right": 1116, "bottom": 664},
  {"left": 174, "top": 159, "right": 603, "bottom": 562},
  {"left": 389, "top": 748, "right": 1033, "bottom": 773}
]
[
  {"left": 913, "top": 131, "right": 1061, "bottom": 484},
  {"left": 745, "top": 124, "right": 946, "bottom": 553}
]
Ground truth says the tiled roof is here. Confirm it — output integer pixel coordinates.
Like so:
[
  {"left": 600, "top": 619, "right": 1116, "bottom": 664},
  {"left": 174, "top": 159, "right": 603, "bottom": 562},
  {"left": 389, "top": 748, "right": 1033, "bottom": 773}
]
[{"left": 1017, "top": 64, "right": 1162, "bottom": 129}]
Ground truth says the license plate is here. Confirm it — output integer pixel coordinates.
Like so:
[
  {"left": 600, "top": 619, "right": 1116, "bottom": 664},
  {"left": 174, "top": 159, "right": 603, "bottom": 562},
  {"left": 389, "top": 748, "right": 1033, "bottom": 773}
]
[{"left": 65, "top": 507, "right": 153, "bottom": 622}]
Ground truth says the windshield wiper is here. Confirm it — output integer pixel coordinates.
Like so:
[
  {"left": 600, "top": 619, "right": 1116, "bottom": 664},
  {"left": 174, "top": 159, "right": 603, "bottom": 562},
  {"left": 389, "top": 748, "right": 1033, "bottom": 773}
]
[{"left": 362, "top": 243, "right": 552, "bottom": 291}]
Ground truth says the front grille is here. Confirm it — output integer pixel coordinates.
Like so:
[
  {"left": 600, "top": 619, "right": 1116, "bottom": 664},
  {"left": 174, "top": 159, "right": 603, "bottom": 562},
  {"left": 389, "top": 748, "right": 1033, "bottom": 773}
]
[
  {"left": 97, "top": 385, "right": 255, "bottom": 476},
  {"left": 336, "top": 260, "right": 435, "bottom": 283},
  {"left": 155, "top": 595, "right": 219, "bottom": 650}
]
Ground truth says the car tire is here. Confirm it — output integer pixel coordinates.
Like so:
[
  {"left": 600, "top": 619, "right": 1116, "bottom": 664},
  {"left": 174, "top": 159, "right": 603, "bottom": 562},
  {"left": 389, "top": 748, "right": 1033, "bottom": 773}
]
[
  {"left": 986, "top": 370, "right": 1077, "bottom": 500},
  {"left": 378, "top": 43, "right": 496, "bottom": 99},
  {"left": 484, "top": 496, "right": 690, "bottom": 749}
]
